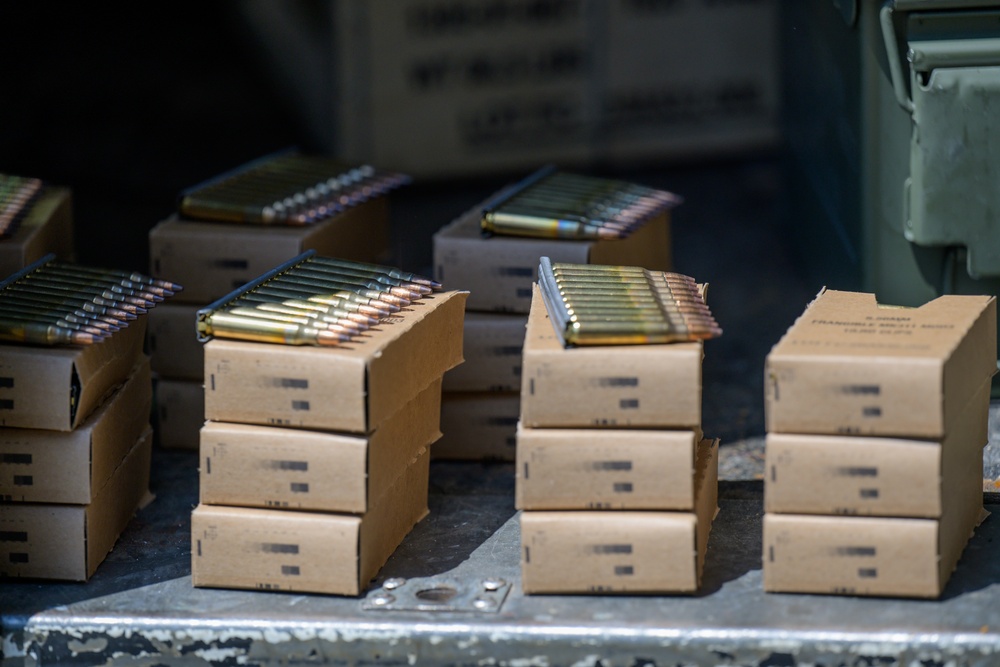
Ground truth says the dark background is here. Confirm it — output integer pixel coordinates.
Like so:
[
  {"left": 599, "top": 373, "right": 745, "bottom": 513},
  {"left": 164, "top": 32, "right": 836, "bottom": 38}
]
[{"left": 0, "top": 1, "right": 818, "bottom": 444}]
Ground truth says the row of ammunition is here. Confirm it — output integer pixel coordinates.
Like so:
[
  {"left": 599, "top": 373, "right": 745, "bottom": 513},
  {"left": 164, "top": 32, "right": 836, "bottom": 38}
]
[
  {"left": 0, "top": 255, "right": 182, "bottom": 346},
  {"left": 537, "top": 257, "right": 721, "bottom": 346},
  {"left": 481, "top": 165, "right": 680, "bottom": 240},
  {"left": 0, "top": 173, "right": 43, "bottom": 239},
  {"left": 179, "top": 153, "right": 410, "bottom": 226},
  {"left": 197, "top": 254, "right": 441, "bottom": 346}
]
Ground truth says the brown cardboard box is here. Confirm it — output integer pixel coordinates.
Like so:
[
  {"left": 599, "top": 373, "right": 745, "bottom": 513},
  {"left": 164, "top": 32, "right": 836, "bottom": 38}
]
[
  {"left": 520, "top": 438, "right": 718, "bottom": 594},
  {"left": 0, "top": 426, "right": 152, "bottom": 581},
  {"left": 191, "top": 447, "right": 430, "bottom": 596},
  {"left": 154, "top": 378, "right": 205, "bottom": 451},
  {"left": 331, "top": 1, "right": 778, "bottom": 177},
  {"left": 148, "top": 197, "right": 389, "bottom": 304},
  {"left": 0, "top": 186, "right": 74, "bottom": 277},
  {"left": 520, "top": 284, "right": 701, "bottom": 429},
  {"left": 148, "top": 302, "right": 203, "bottom": 380},
  {"left": 433, "top": 206, "right": 671, "bottom": 314},
  {"left": 765, "top": 380, "right": 990, "bottom": 518},
  {"left": 204, "top": 291, "right": 466, "bottom": 433},
  {"left": 762, "top": 506, "right": 985, "bottom": 598},
  {"left": 200, "top": 378, "right": 442, "bottom": 513},
  {"left": 0, "top": 358, "right": 151, "bottom": 504},
  {"left": 433, "top": 392, "right": 520, "bottom": 461},
  {"left": 516, "top": 426, "right": 702, "bottom": 511},
  {"left": 0, "top": 316, "right": 147, "bottom": 431},
  {"left": 442, "top": 312, "right": 526, "bottom": 393},
  {"left": 765, "top": 289, "right": 997, "bottom": 438}
]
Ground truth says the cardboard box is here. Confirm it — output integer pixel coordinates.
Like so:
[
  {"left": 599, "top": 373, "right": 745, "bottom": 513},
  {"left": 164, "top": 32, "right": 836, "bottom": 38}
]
[
  {"left": 516, "top": 426, "right": 702, "bottom": 511},
  {"left": 765, "top": 289, "right": 997, "bottom": 438},
  {"left": 0, "top": 316, "right": 147, "bottom": 431},
  {"left": 0, "top": 186, "right": 74, "bottom": 277},
  {"left": 191, "top": 447, "right": 430, "bottom": 596},
  {"left": 433, "top": 392, "right": 520, "bottom": 461},
  {"left": 154, "top": 378, "right": 205, "bottom": 451},
  {"left": 433, "top": 206, "right": 671, "bottom": 313},
  {"left": 520, "top": 438, "right": 717, "bottom": 594},
  {"left": 148, "top": 197, "right": 389, "bottom": 304},
  {"left": 148, "top": 302, "right": 203, "bottom": 380},
  {"left": 765, "top": 380, "right": 990, "bottom": 518},
  {"left": 0, "top": 426, "right": 152, "bottom": 581},
  {"left": 330, "top": 0, "right": 779, "bottom": 177},
  {"left": 205, "top": 290, "right": 466, "bottom": 433},
  {"left": 0, "top": 358, "right": 151, "bottom": 504},
  {"left": 520, "top": 283, "right": 701, "bottom": 428},
  {"left": 762, "top": 506, "right": 985, "bottom": 598},
  {"left": 442, "top": 312, "right": 526, "bottom": 392},
  {"left": 200, "top": 378, "right": 442, "bottom": 513}
]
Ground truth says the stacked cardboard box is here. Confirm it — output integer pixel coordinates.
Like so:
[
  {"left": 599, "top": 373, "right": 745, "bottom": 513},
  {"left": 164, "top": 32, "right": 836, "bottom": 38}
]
[
  {"left": 191, "top": 290, "right": 467, "bottom": 595},
  {"left": 432, "top": 202, "right": 672, "bottom": 461},
  {"left": 517, "top": 284, "right": 717, "bottom": 593},
  {"left": 147, "top": 197, "right": 392, "bottom": 450},
  {"left": 763, "top": 289, "right": 996, "bottom": 598},
  {"left": 325, "top": 0, "right": 780, "bottom": 177},
  {"left": 0, "top": 181, "right": 74, "bottom": 276},
  {"left": 0, "top": 321, "right": 152, "bottom": 581}
]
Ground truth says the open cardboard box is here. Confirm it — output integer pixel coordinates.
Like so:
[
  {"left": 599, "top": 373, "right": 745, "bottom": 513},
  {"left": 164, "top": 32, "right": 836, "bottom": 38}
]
[
  {"left": 200, "top": 378, "right": 442, "bottom": 513},
  {"left": 765, "top": 289, "right": 996, "bottom": 438},
  {"left": 520, "top": 438, "right": 717, "bottom": 594},
  {"left": 0, "top": 358, "right": 151, "bottom": 504},
  {"left": 192, "top": 447, "right": 430, "bottom": 596},
  {"left": 149, "top": 197, "right": 390, "bottom": 304},
  {"left": 0, "top": 315, "right": 146, "bottom": 431},
  {"left": 433, "top": 204, "right": 671, "bottom": 314},
  {"left": 520, "top": 283, "right": 702, "bottom": 429},
  {"left": 204, "top": 290, "right": 466, "bottom": 433}
]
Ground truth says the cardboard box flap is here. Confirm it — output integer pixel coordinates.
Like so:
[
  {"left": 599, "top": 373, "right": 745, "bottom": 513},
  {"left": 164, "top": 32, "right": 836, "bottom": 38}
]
[
  {"left": 694, "top": 437, "right": 720, "bottom": 583},
  {"left": 365, "top": 292, "right": 467, "bottom": 429},
  {"left": 86, "top": 426, "right": 152, "bottom": 579},
  {"left": 89, "top": 359, "right": 152, "bottom": 500},
  {"left": 772, "top": 290, "right": 995, "bottom": 364},
  {"left": 359, "top": 448, "right": 430, "bottom": 587}
]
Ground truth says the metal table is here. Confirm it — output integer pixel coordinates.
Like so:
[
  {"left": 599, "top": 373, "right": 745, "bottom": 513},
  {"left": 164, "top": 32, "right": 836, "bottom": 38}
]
[{"left": 4, "top": 455, "right": 1000, "bottom": 666}]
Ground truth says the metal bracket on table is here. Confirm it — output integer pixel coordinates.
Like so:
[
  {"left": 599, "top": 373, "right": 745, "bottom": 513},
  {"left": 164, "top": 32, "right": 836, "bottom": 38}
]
[{"left": 362, "top": 575, "right": 512, "bottom": 613}]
